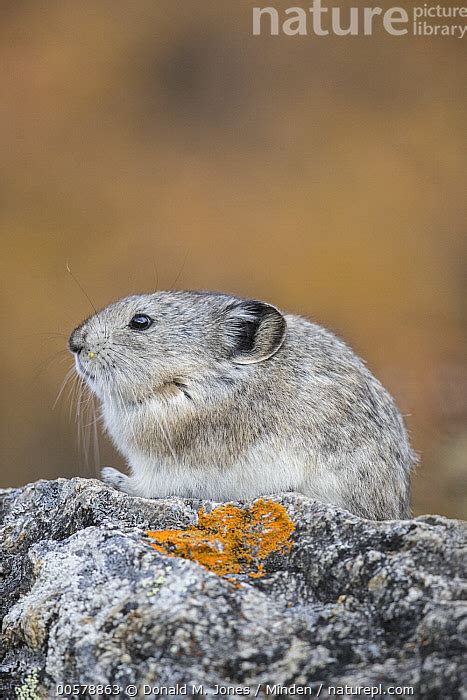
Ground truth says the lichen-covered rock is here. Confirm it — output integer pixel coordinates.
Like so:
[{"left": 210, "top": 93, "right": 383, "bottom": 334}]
[{"left": 0, "top": 478, "right": 466, "bottom": 699}]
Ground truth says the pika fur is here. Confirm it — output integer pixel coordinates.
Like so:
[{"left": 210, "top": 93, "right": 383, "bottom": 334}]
[{"left": 69, "top": 290, "right": 415, "bottom": 520}]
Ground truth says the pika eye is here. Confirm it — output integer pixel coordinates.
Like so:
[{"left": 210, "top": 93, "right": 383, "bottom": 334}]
[{"left": 129, "top": 314, "right": 154, "bottom": 331}]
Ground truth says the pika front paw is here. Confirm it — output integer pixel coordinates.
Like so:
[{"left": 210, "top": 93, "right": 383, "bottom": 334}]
[{"left": 100, "top": 466, "right": 130, "bottom": 492}]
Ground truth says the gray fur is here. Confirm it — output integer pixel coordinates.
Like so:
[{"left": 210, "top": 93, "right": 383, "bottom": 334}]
[{"left": 69, "top": 291, "right": 416, "bottom": 520}]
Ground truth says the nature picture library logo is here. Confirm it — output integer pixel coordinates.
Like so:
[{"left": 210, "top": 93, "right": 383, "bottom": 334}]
[{"left": 252, "top": 2, "right": 467, "bottom": 38}]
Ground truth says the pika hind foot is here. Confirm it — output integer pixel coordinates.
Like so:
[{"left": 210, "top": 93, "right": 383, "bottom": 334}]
[{"left": 101, "top": 466, "right": 133, "bottom": 494}]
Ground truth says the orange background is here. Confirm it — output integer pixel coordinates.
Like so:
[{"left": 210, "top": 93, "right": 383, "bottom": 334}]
[{"left": 1, "top": 1, "right": 466, "bottom": 518}]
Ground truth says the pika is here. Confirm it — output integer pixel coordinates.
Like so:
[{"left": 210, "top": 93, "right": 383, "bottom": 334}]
[{"left": 69, "top": 290, "right": 415, "bottom": 520}]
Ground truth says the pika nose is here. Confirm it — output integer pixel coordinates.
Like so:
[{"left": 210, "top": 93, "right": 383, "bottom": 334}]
[{"left": 68, "top": 330, "right": 84, "bottom": 354}]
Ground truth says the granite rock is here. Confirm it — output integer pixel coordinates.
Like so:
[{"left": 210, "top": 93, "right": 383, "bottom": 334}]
[{"left": 0, "top": 478, "right": 466, "bottom": 699}]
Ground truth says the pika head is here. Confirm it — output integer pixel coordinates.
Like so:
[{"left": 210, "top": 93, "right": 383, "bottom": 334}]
[
  {"left": 69, "top": 290, "right": 414, "bottom": 520},
  {"left": 69, "top": 291, "right": 286, "bottom": 404}
]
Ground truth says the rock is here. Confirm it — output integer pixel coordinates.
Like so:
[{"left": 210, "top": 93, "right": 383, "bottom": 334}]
[{"left": 0, "top": 478, "right": 466, "bottom": 699}]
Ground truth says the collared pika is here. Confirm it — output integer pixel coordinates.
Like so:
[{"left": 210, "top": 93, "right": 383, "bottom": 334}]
[{"left": 68, "top": 290, "right": 415, "bottom": 519}]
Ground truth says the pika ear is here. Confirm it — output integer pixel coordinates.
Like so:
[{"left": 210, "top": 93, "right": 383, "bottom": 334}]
[{"left": 224, "top": 300, "right": 286, "bottom": 365}]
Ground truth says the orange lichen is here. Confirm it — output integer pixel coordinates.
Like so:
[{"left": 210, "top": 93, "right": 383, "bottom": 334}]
[{"left": 146, "top": 499, "right": 295, "bottom": 579}]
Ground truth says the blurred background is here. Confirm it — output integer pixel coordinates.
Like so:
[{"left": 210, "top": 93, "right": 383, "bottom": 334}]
[{"left": 1, "top": 1, "right": 466, "bottom": 518}]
